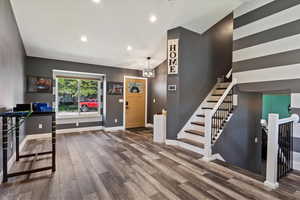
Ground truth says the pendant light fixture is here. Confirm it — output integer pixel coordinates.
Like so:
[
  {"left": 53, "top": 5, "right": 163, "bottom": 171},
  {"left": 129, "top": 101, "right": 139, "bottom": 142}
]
[{"left": 143, "top": 57, "right": 155, "bottom": 78}]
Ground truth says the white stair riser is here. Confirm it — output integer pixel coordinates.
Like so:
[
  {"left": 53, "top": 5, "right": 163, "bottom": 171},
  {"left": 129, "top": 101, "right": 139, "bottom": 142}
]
[
  {"left": 193, "top": 117, "right": 205, "bottom": 123},
  {"left": 213, "top": 90, "right": 226, "bottom": 95},
  {"left": 190, "top": 124, "right": 205, "bottom": 131},
  {"left": 208, "top": 96, "right": 231, "bottom": 102},
  {"left": 217, "top": 82, "right": 230, "bottom": 88},
  {"left": 203, "top": 102, "right": 217, "bottom": 108},
  {"left": 177, "top": 141, "right": 205, "bottom": 155},
  {"left": 179, "top": 133, "right": 205, "bottom": 143}
]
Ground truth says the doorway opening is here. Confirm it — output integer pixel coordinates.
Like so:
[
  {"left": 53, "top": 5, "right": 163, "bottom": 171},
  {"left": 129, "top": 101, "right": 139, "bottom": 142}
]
[
  {"left": 261, "top": 94, "right": 291, "bottom": 176},
  {"left": 123, "top": 76, "right": 148, "bottom": 129}
]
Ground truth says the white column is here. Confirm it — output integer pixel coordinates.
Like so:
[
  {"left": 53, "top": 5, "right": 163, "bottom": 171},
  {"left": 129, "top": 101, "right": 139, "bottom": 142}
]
[
  {"left": 203, "top": 109, "right": 213, "bottom": 161},
  {"left": 264, "top": 113, "right": 279, "bottom": 189},
  {"left": 153, "top": 114, "right": 166, "bottom": 143}
]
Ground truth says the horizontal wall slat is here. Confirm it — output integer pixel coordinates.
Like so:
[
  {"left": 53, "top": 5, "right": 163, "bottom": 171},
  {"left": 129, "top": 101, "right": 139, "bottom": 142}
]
[
  {"left": 234, "top": 4, "right": 300, "bottom": 41},
  {"left": 233, "top": 49, "right": 300, "bottom": 73},
  {"left": 233, "top": 33, "right": 300, "bottom": 62},
  {"left": 234, "top": 1, "right": 300, "bottom": 29},
  {"left": 234, "top": 0, "right": 274, "bottom": 19},
  {"left": 233, "top": 63, "right": 300, "bottom": 84},
  {"left": 234, "top": 19, "right": 300, "bottom": 51}
]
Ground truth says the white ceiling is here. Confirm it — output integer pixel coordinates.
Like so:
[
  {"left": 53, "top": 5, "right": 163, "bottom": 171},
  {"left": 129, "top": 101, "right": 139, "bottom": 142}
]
[{"left": 11, "top": 0, "right": 245, "bottom": 70}]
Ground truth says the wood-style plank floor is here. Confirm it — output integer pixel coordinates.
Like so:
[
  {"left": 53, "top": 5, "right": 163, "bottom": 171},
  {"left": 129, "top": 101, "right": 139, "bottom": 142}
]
[{"left": 1, "top": 129, "right": 300, "bottom": 200}]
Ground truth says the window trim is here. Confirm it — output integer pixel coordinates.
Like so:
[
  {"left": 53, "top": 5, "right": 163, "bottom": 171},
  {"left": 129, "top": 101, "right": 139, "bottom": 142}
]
[{"left": 53, "top": 70, "right": 105, "bottom": 119}]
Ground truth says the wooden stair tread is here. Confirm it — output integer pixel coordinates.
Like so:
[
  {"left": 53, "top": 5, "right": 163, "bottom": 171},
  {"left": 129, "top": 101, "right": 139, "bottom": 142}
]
[
  {"left": 178, "top": 138, "right": 205, "bottom": 149},
  {"left": 207, "top": 100, "right": 232, "bottom": 103},
  {"left": 202, "top": 107, "right": 213, "bottom": 110},
  {"left": 191, "top": 121, "right": 204, "bottom": 126},
  {"left": 212, "top": 94, "right": 232, "bottom": 97},
  {"left": 197, "top": 114, "right": 225, "bottom": 120},
  {"left": 211, "top": 94, "right": 222, "bottom": 96},
  {"left": 185, "top": 129, "right": 205, "bottom": 137},
  {"left": 202, "top": 107, "right": 230, "bottom": 111}
]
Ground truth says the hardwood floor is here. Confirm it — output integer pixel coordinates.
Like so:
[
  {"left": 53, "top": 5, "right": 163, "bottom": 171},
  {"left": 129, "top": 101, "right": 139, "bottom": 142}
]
[{"left": 1, "top": 129, "right": 300, "bottom": 200}]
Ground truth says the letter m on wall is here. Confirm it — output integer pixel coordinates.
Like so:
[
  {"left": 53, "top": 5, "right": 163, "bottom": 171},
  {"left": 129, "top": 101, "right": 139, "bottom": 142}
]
[{"left": 168, "top": 39, "right": 179, "bottom": 75}]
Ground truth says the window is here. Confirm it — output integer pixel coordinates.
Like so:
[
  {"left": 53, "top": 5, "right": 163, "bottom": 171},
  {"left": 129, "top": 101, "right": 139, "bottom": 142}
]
[{"left": 56, "top": 77, "right": 103, "bottom": 117}]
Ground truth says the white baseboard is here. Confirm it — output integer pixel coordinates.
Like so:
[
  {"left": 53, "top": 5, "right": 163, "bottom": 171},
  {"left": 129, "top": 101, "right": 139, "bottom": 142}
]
[
  {"left": 26, "top": 126, "right": 105, "bottom": 140},
  {"left": 165, "top": 139, "right": 178, "bottom": 146},
  {"left": 202, "top": 153, "right": 226, "bottom": 162},
  {"left": 57, "top": 126, "right": 103, "bottom": 134},
  {"left": 104, "top": 126, "right": 124, "bottom": 132},
  {"left": 165, "top": 139, "right": 205, "bottom": 155},
  {"left": 146, "top": 123, "right": 153, "bottom": 128},
  {"left": 264, "top": 181, "right": 279, "bottom": 190},
  {"left": 0, "top": 135, "right": 28, "bottom": 181}
]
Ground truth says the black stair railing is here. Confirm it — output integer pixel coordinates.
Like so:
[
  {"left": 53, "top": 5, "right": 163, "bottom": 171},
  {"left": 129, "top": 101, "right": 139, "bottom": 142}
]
[
  {"left": 277, "top": 121, "right": 293, "bottom": 180},
  {"left": 211, "top": 88, "right": 234, "bottom": 143}
]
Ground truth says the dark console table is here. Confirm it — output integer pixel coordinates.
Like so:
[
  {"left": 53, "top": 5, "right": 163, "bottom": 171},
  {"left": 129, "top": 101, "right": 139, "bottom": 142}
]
[{"left": 0, "top": 112, "right": 56, "bottom": 183}]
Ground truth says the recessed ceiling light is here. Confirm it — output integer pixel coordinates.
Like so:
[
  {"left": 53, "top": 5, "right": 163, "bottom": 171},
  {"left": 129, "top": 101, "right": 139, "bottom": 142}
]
[
  {"left": 92, "top": 0, "right": 101, "bottom": 4},
  {"left": 149, "top": 15, "right": 157, "bottom": 23},
  {"left": 80, "top": 35, "right": 88, "bottom": 42},
  {"left": 127, "top": 45, "right": 133, "bottom": 51}
]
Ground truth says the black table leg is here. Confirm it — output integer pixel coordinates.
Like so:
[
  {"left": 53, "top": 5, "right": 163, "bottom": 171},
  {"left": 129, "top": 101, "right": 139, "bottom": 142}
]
[
  {"left": 2, "top": 117, "right": 8, "bottom": 183},
  {"left": 52, "top": 113, "right": 56, "bottom": 172},
  {"left": 16, "top": 117, "right": 20, "bottom": 161}
]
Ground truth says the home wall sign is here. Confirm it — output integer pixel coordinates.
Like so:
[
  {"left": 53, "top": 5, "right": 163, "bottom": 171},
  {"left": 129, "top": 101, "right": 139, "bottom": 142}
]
[{"left": 168, "top": 39, "right": 179, "bottom": 75}]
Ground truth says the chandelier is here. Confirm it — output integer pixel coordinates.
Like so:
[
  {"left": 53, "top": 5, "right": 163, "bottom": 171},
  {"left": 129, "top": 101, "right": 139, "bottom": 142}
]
[{"left": 143, "top": 57, "right": 155, "bottom": 78}]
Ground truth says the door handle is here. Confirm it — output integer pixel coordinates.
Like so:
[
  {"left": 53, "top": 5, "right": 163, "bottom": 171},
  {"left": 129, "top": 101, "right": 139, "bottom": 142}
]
[{"left": 126, "top": 101, "right": 129, "bottom": 109}]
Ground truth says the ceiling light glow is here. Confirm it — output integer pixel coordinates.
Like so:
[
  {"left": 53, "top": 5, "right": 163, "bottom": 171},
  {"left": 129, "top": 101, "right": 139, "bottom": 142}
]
[
  {"left": 127, "top": 45, "right": 133, "bottom": 51},
  {"left": 149, "top": 15, "right": 157, "bottom": 23},
  {"left": 80, "top": 35, "right": 88, "bottom": 42},
  {"left": 92, "top": 0, "right": 101, "bottom": 4}
]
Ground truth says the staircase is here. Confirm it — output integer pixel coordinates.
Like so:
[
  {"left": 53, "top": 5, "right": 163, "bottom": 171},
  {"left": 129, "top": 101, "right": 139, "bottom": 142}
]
[{"left": 176, "top": 79, "right": 236, "bottom": 157}]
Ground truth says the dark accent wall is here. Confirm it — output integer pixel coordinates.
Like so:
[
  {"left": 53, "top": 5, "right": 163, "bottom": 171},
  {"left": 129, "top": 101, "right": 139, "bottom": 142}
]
[
  {"left": 213, "top": 89, "right": 263, "bottom": 174},
  {"left": 148, "top": 60, "right": 167, "bottom": 124},
  {"left": 25, "top": 57, "right": 141, "bottom": 134},
  {"left": 0, "top": 0, "right": 26, "bottom": 169},
  {"left": 167, "top": 14, "right": 233, "bottom": 139}
]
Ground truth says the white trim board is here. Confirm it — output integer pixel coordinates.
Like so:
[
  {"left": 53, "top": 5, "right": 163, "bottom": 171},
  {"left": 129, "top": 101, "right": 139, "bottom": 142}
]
[
  {"left": 146, "top": 123, "right": 153, "bottom": 128},
  {"left": 291, "top": 94, "right": 300, "bottom": 109},
  {"left": 104, "top": 126, "right": 124, "bottom": 132},
  {"left": 233, "top": 33, "right": 300, "bottom": 62},
  {"left": 56, "top": 116, "right": 102, "bottom": 124},
  {"left": 27, "top": 126, "right": 104, "bottom": 136},
  {"left": 233, "top": 64, "right": 300, "bottom": 84},
  {"left": 294, "top": 151, "right": 300, "bottom": 171},
  {"left": 56, "top": 126, "right": 103, "bottom": 134},
  {"left": 293, "top": 122, "right": 300, "bottom": 138},
  {"left": 234, "top": 4, "right": 300, "bottom": 40},
  {"left": 234, "top": 0, "right": 274, "bottom": 19},
  {"left": 123, "top": 76, "right": 148, "bottom": 130}
]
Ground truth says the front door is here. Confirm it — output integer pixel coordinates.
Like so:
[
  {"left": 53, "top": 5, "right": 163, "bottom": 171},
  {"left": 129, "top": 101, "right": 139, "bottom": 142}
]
[{"left": 125, "top": 78, "right": 146, "bottom": 129}]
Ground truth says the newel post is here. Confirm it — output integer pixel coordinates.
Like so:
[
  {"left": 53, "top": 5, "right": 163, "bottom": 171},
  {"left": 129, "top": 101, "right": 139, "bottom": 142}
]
[
  {"left": 264, "top": 113, "right": 279, "bottom": 189},
  {"left": 203, "top": 109, "right": 213, "bottom": 161}
]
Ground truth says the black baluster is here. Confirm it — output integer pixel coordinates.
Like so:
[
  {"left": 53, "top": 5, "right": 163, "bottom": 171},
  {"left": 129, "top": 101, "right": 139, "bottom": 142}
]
[
  {"left": 16, "top": 117, "right": 20, "bottom": 161},
  {"left": 2, "top": 117, "right": 8, "bottom": 183}
]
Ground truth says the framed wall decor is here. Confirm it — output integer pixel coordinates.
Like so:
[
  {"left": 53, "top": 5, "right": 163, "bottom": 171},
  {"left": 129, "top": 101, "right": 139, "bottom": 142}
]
[
  {"left": 107, "top": 82, "right": 123, "bottom": 95},
  {"left": 27, "top": 76, "right": 53, "bottom": 93}
]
